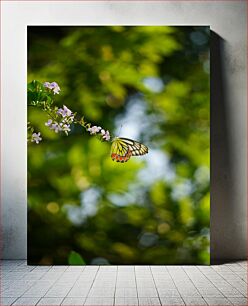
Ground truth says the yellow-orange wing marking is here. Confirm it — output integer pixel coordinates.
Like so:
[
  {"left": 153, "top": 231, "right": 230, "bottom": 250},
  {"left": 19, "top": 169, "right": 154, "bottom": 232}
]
[{"left": 111, "top": 137, "right": 148, "bottom": 163}]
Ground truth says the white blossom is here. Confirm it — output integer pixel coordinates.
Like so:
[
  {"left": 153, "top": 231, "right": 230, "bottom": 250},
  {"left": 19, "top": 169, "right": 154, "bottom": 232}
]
[
  {"left": 31, "top": 132, "right": 42, "bottom": 144},
  {"left": 88, "top": 126, "right": 102, "bottom": 135}
]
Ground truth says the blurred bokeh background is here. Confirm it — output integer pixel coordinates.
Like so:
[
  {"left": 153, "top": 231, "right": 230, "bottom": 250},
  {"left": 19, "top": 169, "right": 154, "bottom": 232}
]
[{"left": 28, "top": 26, "right": 210, "bottom": 265}]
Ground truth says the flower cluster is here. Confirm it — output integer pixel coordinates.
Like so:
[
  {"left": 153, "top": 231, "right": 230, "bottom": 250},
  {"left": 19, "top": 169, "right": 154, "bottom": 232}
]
[
  {"left": 45, "top": 105, "right": 74, "bottom": 135},
  {"left": 43, "top": 81, "right": 60, "bottom": 95},
  {"left": 28, "top": 81, "right": 112, "bottom": 144},
  {"left": 57, "top": 105, "right": 73, "bottom": 117},
  {"left": 31, "top": 132, "right": 42, "bottom": 144},
  {"left": 87, "top": 126, "right": 111, "bottom": 141},
  {"left": 88, "top": 126, "right": 101, "bottom": 134}
]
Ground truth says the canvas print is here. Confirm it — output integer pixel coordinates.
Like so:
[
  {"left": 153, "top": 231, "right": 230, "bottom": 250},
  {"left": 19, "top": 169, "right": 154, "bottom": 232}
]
[{"left": 28, "top": 26, "right": 210, "bottom": 265}]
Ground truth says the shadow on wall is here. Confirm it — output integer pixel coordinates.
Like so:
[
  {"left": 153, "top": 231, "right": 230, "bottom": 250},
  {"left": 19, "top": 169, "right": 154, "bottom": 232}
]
[{"left": 210, "top": 31, "right": 245, "bottom": 263}]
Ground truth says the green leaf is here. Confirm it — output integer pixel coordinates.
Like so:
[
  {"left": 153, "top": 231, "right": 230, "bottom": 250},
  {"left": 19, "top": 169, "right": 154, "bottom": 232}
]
[
  {"left": 28, "top": 80, "right": 43, "bottom": 91},
  {"left": 68, "top": 251, "right": 86, "bottom": 265},
  {"left": 27, "top": 80, "right": 55, "bottom": 106}
]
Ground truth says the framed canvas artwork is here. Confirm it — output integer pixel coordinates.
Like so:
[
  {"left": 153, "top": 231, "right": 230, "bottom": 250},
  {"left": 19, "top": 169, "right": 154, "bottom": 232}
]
[{"left": 27, "top": 26, "right": 210, "bottom": 265}]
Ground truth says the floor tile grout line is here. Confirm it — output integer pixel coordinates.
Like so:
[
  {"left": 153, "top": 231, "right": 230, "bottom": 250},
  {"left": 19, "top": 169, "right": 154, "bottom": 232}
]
[
  {"left": 201, "top": 296, "right": 225, "bottom": 306},
  {"left": 195, "top": 266, "right": 226, "bottom": 298},
  {"left": 238, "top": 261, "right": 247, "bottom": 271},
  {"left": 226, "top": 296, "right": 248, "bottom": 306},
  {"left": 210, "top": 265, "right": 233, "bottom": 274},
  {"left": 232, "top": 269, "right": 247, "bottom": 282},
  {"left": 10, "top": 275, "right": 42, "bottom": 300},
  {"left": 19, "top": 277, "right": 57, "bottom": 299},
  {"left": 225, "top": 263, "right": 247, "bottom": 271},
  {"left": 14, "top": 261, "right": 36, "bottom": 273},
  {"left": 182, "top": 266, "right": 207, "bottom": 302},
  {"left": 33, "top": 296, "right": 40, "bottom": 305},
  {"left": 35, "top": 295, "right": 42, "bottom": 306},
  {"left": 1, "top": 261, "right": 247, "bottom": 306},
  {"left": 83, "top": 265, "right": 100, "bottom": 305},
  {"left": 165, "top": 266, "right": 186, "bottom": 306},
  {"left": 113, "top": 266, "right": 118, "bottom": 306},
  {"left": 200, "top": 290, "right": 234, "bottom": 306},
  {"left": 8, "top": 297, "right": 18, "bottom": 306},
  {"left": 149, "top": 266, "right": 162, "bottom": 306},
  {"left": 212, "top": 264, "right": 247, "bottom": 281},
  {"left": 203, "top": 264, "right": 247, "bottom": 295},
  {"left": 212, "top": 266, "right": 247, "bottom": 297},
  {"left": 134, "top": 266, "right": 139, "bottom": 305},
  {"left": 20, "top": 267, "right": 81, "bottom": 302},
  {"left": 60, "top": 265, "right": 86, "bottom": 304},
  {"left": 212, "top": 264, "right": 243, "bottom": 278}
]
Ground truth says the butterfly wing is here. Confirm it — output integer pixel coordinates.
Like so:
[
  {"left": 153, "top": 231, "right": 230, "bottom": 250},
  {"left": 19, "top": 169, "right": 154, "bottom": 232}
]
[
  {"left": 111, "top": 138, "right": 132, "bottom": 163},
  {"left": 111, "top": 137, "right": 148, "bottom": 163},
  {"left": 129, "top": 140, "right": 148, "bottom": 156}
]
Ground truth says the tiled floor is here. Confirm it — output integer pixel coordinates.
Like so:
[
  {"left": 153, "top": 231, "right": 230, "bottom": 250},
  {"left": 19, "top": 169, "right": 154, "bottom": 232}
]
[{"left": 1, "top": 260, "right": 247, "bottom": 305}]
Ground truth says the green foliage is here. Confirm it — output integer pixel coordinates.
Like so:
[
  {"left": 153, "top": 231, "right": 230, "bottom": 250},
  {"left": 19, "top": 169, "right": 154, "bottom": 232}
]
[
  {"left": 68, "top": 251, "right": 86, "bottom": 265},
  {"left": 28, "top": 26, "right": 210, "bottom": 265},
  {"left": 28, "top": 80, "right": 53, "bottom": 107}
]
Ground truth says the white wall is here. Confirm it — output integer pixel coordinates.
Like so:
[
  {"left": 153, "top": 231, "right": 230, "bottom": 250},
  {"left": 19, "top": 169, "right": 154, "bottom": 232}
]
[{"left": 1, "top": 1, "right": 246, "bottom": 261}]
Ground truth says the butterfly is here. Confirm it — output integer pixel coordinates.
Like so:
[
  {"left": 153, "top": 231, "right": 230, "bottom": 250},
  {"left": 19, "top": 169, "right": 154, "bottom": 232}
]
[{"left": 111, "top": 137, "right": 148, "bottom": 163}]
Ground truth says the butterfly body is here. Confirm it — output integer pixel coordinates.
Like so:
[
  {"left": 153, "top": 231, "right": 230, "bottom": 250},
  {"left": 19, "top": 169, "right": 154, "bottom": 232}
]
[{"left": 111, "top": 137, "right": 148, "bottom": 163}]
